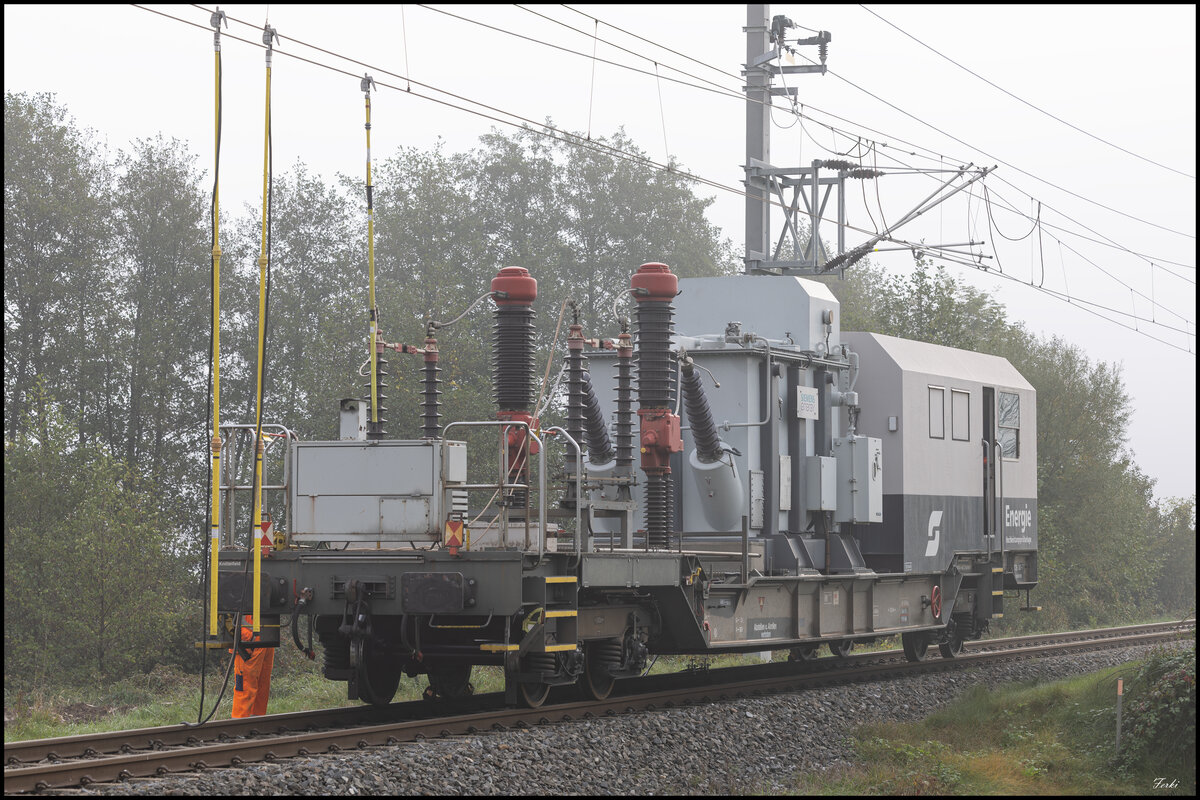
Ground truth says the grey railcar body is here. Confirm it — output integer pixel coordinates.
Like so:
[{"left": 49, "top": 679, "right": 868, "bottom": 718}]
[{"left": 213, "top": 268, "right": 1038, "bottom": 707}]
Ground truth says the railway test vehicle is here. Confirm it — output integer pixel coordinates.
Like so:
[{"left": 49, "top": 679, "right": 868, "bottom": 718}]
[
  {"left": 210, "top": 260, "right": 1038, "bottom": 707},
  {"left": 205, "top": 9, "right": 1038, "bottom": 709}
]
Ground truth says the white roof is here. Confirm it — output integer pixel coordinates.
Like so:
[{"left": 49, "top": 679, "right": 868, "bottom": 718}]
[{"left": 842, "top": 332, "right": 1034, "bottom": 392}]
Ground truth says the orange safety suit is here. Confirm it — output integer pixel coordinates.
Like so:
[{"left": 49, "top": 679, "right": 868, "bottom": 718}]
[{"left": 230, "top": 618, "right": 275, "bottom": 718}]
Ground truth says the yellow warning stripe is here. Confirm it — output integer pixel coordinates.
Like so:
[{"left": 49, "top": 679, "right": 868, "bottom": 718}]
[
  {"left": 544, "top": 576, "right": 577, "bottom": 584},
  {"left": 543, "top": 644, "right": 577, "bottom": 653},
  {"left": 545, "top": 610, "right": 577, "bottom": 618},
  {"left": 480, "top": 643, "right": 519, "bottom": 652},
  {"left": 992, "top": 590, "right": 1005, "bottom": 596}
]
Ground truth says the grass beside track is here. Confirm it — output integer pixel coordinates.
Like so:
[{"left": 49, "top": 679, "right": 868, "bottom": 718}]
[
  {"left": 2, "top": 644, "right": 782, "bottom": 743},
  {"left": 781, "top": 642, "right": 1196, "bottom": 796}
]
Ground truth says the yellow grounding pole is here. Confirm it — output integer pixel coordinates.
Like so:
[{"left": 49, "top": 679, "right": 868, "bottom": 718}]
[
  {"left": 364, "top": 74, "right": 378, "bottom": 430},
  {"left": 208, "top": 15, "right": 225, "bottom": 639},
  {"left": 252, "top": 24, "right": 279, "bottom": 634}
]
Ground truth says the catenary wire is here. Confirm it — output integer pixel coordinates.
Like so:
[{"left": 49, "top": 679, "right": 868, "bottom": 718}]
[
  {"left": 563, "top": 4, "right": 1195, "bottom": 245},
  {"left": 859, "top": 4, "right": 1196, "bottom": 181},
  {"left": 152, "top": 5, "right": 1193, "bottom": 351},
  {"left": 882, "top": 144, "right": 1194, "bottom": 328},
  {"left": 188, "top": 4, "right": 1197, "bottom": 341},
  {"left": 788, "top": 49, "right": 1195, "bottom": 240},
  {"left": 458, "top": 4, "right": 1200, "bottom": 272}
]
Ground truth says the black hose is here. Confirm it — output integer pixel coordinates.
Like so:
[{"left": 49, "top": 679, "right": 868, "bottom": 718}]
[{"left": 292, "top": 599, "right": 316, "bottom": 660}]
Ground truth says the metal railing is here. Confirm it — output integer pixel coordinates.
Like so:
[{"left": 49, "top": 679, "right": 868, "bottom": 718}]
[{"left": 441, "top": 420, "right": 545, "bottom": 558}]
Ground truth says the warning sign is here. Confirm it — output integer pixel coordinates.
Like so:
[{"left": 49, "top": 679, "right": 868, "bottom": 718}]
[
  {"left": 259, "top": 517, "right": 273, "bottom": 555},
  {"left": 444, "top": 520, "right": 467, "bottom": 552}
]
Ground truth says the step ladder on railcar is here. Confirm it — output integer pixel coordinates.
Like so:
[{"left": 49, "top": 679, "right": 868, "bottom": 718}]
[
  {"left": 491, "top": 573, "right": 580, "bottom": 707},
  {"left": 989, "top": 565, "right": 1005, "bottom": 620}
]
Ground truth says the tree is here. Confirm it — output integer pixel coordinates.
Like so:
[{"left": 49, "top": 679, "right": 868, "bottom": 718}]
[
  {"left": 238, "top": 161, "right": 362, "bottom": 441},
  {"left": 4, "top": 388, "right": 189, "bottom": 686},
  {"left": 4, "top": 92, "right": 114, "bottom": 448},
  {"left": 1150, "top": 496, "right": 1196, "bottom": 616}
]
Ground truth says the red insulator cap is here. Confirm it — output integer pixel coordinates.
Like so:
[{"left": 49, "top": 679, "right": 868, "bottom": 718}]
[
  {"left": 631, "top": 262, "right": 677, "bottom": 302},
  {"left": 491, "top": 266, "right": 538, "bottom": 306}
]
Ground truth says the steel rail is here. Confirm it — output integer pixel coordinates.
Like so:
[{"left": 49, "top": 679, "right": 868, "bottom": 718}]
[{"left": 5, "top": 620, "right": 1192, "bottom": 793}]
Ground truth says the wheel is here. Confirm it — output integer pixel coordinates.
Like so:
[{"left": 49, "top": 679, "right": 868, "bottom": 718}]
[
  {"left": 426, "top": 664, "right": 474, "bottom": 699},
  {"left": 789, "top": 644, "right": 818, "bottom": 662},
  {"left": 939, "top": 630, "right": 965, "bottom": 659},
  {"left": 828, "top": 639, "right": 853, "bottom": 658},
  {"left": 901, "top": 632, "right": 929, "bottom": 663},
  {"left": 351, "top": 637, "right": 401, "bottom": 707},
  {"left": 581, "top": 645, "right": 618, "bottom": 701},
  {"left": 517, "top": 680, "right": 551, "bottom": 708}
]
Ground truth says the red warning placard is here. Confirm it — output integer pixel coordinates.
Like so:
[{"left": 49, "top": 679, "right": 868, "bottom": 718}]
[{"left": 444, "top": 520, "right": 464, "bottom": 549}]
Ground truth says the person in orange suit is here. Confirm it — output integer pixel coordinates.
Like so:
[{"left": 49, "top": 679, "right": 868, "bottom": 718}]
[{"left": 231, "top": 616, "right": 275, "bottom": 718}]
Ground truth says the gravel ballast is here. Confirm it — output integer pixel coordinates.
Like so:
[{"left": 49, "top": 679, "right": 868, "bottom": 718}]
[{"left": 69, "top": 643, "right": 1176, "bottom": 796}]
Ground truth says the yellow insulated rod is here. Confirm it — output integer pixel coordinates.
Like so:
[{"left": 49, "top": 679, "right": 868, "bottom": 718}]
[
  {"left": 208, "top": 9, "right": 226, "bottom": 638},
  {"left": 252, "top": 22, "right": 279, "bottom": 634}
]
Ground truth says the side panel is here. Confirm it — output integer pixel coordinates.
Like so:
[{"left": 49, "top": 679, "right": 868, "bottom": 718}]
[{"left": 855, "top": 494, "right": 1038, "bottom": 573}]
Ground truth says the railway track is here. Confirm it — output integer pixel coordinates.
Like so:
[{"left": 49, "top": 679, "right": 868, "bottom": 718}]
[{"left": 5, "top": 620, "right": 1192, "bottom": 793}]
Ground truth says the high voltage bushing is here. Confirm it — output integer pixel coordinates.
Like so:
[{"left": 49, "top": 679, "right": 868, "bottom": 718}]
[
  {"left": 632, "top": 262, "right": 682, "bottom": 550},
  {"left": 491, "top": 267, "right": 537, "bottom": 413},
  {"left": 491, "top": 267, "right": 538, "bottom": 510},
  {"left": 566, "top": 323, "right": 586, "bottom": 449},
  {"left": 421, "top": 335, "right": 441, "bottom": 439},
  {"left": 366, "top": 341, "right": 389, "bottom": 440},
  {"left": 581, "top": 371, "right": 616, "bottom": 465},
  {"left": 614, "top": 330, "right": 635, "bottom": 468},
  {"left": 644, "top": 473, "right": 674, "bottom": 550},
  {"left": 681, "top": 361, "right": 722, "bottom": 463}
]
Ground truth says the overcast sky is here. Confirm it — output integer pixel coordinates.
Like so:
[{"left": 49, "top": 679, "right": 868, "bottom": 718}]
[{"left": 4, "top": 4, "right": 1195, "bottom": 500}]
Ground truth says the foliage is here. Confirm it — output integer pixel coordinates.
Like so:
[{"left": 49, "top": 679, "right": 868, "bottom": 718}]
[
  {"left": 4, "top": 388, "right": 193, "bottom": 688},
  {"left": 1149, "top": 497, "right": 1197, "bottom": 616},
  {"left": 4, "top": 91, "right": 114, "bottom": 449},
  {"left": 1115, "top": 643, "right": 1196, "bottom": 780},
  {"left": 787, "top": 657, "right": 1196, "bottom": 796}
]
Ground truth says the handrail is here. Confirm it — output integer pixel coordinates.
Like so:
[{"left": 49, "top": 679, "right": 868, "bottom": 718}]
[
  {"left": 427, "top": 612, "right": 494, "bottom": 630},
  {"left": 544, "top": 426, "right": 583, "bottom": 558},
  {"left": 441, "top": 420, "right": 545, "bottom": 558},
  {"left": 981, "top": 438, "right": 991, "bottom": 560},
  {"left": 741, "top": 515, "right": 750, "bottom": 584},
  {"left": 994, "top": 441, "right": 1005, "bottom": 562},
  {"left": 219, "top": 423, "right": 298, "bottom": 548}
]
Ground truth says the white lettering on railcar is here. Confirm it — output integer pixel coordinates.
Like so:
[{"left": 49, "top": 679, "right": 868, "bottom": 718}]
[{"left": 1004, "top": 504, "right": 1033, "bottom": 533}]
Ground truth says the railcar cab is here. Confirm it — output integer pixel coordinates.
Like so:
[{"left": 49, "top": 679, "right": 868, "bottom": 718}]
[{"left": 840, "top": 331, "right": 1038, "bottom": 653}]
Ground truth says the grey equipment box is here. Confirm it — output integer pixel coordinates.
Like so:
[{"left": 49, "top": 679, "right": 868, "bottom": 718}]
[
  {"left": 291, "top": 439, "right": 467, "bottom": 542},
  {"left": 832, "top": 435, "right": 883, "bottom": 524}
]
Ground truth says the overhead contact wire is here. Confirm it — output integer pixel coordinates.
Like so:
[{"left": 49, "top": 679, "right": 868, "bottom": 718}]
[
  {"left": 157, "top": 5, "right": 1192, "bottom": 348},
  {"left": 859, "top": 4, "right": 1196, "bottom": 180}
]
